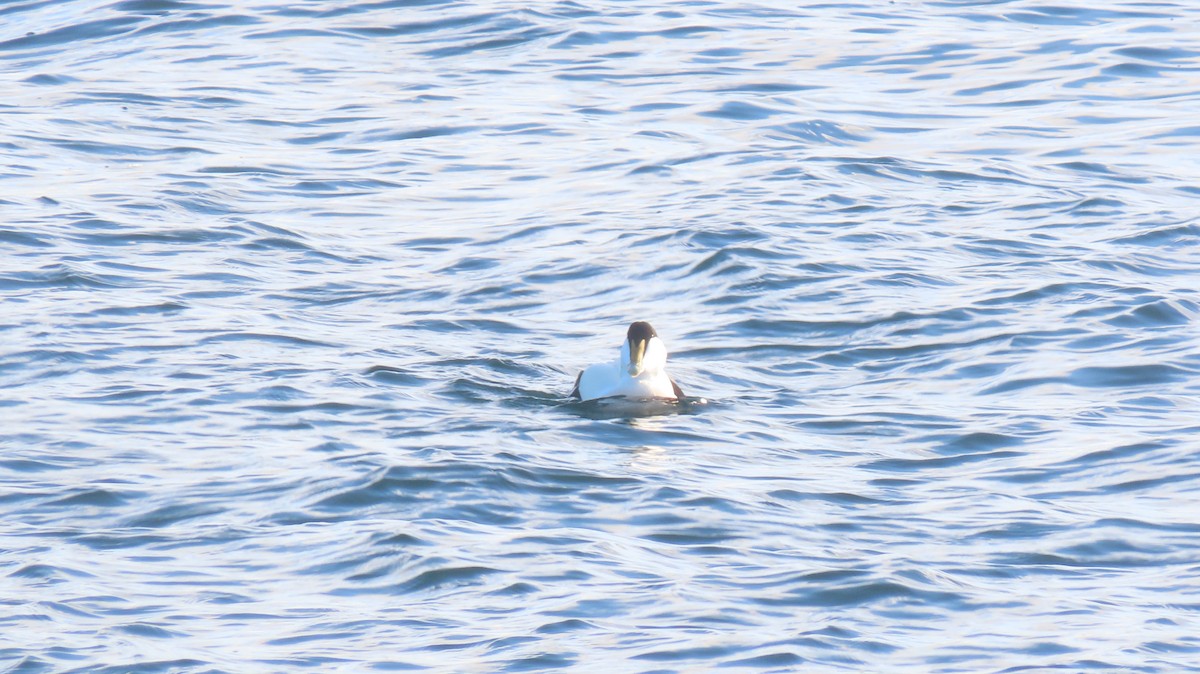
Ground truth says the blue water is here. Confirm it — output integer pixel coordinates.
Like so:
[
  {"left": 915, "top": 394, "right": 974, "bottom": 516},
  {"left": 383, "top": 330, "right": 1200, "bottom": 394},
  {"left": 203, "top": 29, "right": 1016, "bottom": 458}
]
[{"left": 3, "top": 0, "right": 1200, "bottom": 671}]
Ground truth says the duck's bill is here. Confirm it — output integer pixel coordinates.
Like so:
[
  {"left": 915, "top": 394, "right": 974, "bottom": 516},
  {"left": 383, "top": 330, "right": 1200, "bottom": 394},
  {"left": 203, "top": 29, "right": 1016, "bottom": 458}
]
[{"left": 627, "top": 338, "right": 647, "bottom": 376}]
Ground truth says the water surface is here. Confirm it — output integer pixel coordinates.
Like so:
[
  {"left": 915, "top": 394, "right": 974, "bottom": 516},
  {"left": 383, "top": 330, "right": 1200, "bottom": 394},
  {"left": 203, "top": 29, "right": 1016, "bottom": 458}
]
[{"left": 3, "top": 1, "right": 1200, "bottom": 671}]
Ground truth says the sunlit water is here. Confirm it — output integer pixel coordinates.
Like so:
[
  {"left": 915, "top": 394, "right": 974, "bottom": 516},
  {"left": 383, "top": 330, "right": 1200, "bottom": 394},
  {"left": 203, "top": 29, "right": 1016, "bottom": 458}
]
[{"left": 3, "top": 1, "right": 1200, "bottom": 671}]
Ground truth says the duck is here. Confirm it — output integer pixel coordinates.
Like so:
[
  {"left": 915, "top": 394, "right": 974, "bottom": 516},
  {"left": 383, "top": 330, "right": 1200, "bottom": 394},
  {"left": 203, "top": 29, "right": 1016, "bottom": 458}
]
[{"left": 571, "top": 321, "right": 684, "bottom": 401}]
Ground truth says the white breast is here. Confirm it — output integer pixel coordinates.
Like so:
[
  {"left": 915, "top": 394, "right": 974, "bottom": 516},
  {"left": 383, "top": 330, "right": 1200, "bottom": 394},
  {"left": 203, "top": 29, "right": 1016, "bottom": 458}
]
[{"left": 577, "top": 362, "right": 678, "bottom": 401}]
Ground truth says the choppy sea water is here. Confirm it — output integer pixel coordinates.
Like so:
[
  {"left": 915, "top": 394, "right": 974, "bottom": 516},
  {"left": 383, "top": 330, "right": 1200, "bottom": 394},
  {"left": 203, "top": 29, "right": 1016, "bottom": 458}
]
[{"left": 3, "top": 0, "right": 1200, "bottom": 671}]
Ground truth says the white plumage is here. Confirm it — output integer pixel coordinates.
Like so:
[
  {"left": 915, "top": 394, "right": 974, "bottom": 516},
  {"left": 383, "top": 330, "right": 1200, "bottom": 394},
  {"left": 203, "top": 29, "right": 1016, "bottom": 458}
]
[{"left": 572, "top": 322, "right": 684, "bottom": 401}]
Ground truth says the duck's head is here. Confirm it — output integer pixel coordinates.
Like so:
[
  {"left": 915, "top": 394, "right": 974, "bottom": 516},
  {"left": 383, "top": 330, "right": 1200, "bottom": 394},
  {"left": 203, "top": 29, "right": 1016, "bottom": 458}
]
[{"left": 621, "top": 321, "right": 668, "bottom": 377}]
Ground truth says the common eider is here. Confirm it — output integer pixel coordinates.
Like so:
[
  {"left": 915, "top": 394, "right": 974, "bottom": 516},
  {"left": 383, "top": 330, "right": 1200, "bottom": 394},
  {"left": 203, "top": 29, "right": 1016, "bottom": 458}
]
[{"left": 571, "top": 321, "right": 684, "bottom": 401}]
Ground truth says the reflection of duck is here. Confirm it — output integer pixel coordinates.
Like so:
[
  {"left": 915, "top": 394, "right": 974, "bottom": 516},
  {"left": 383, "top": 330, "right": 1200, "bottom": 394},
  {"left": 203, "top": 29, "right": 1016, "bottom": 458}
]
[{"left": 571, "top": 322, "right": 684, "bottom": 401}]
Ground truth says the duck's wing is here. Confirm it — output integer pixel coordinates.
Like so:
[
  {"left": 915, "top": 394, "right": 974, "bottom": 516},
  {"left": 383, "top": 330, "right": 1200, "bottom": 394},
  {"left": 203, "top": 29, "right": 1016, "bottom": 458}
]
[
  {"left": 670, "top": 376, "right": 684, "bottom": 399},
  {"left": 570, "top": 371, "right": 584, "bottom": 399}
]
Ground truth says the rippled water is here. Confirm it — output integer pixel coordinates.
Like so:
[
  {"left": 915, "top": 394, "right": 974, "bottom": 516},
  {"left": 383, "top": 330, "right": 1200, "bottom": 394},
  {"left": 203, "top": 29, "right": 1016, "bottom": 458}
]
[{"left": 4, "top": 0, "right": 1200, "bottom": 671}]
